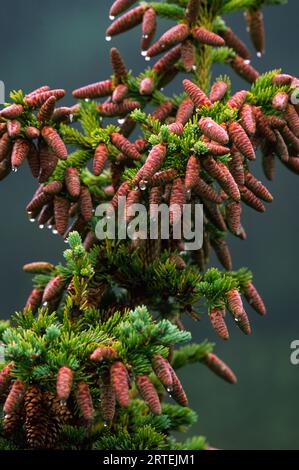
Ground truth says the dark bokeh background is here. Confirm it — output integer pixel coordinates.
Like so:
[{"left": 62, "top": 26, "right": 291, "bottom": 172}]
[{"left": 1, "top": 0, "right": 298, "bottom": 450}]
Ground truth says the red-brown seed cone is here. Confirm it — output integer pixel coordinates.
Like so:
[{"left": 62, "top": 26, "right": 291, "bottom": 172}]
[
  {"left": 210, "top": 307, "right": 229, "bottom": 340},
  {"left": 147, "top": 24, "right": 189, "bottom": 58},
  {"left": 25, "top": 89, "right": 65, "bottom": 107},
  {"left": 285, "top": 105, "right": 299, "bottom": 138},
  {"left": 38, "top": 143, "right": 58, "bottom": 183},
  {"left": 153, "top": 44, "right": 182, "bottom": 75},
  {"left": 243, "top": 281, "right": 266, "bottom": 316},
  {"left": 93, "top": 143, "right": 108, "bottom": 176},
  {"left": 38, "top": 204, "right": 53, "bottom": 226},
  {"left": 199, "top": 117, "right": 229, "bottom": 145},
  {"left": 106, "top": 5, "right": 146, "bottom": 37},
  {"left": 125, "top": 189, "right": 141, "bottom": 221},
  {"left": 205, "top": 142, "right": 230, "bottom": 156},
  {"left": 228, "top": 145, "right": 245, "bottom": 185},
  {"left": 0, "top": 132, "right": 12, "bottom": 162},
  {"left": 139, "top": 77, "right": 155, "bottom": 95},
  {"left": 240, "top": 104, "right": 256, "bottom": 136},
  {"left": 272, "top": 92, "right": 289, "bottom": 111},
  {"left": 210, "top": 238, "right": 232, "bottom": 270},
  {"left": 204, "top": 200, "right": 227, "bottom": 231},
  {"left": 37, "top": 96, "right": 56, "bottom": 122},
  {"left": 274, "top": 130, "right": 289, "bottom": 163},
  {"left": 284, "top": 156, "right": 299, "bottom": 174},
  {"left": 23, "top": 262, "right": 55, "bottom": 273},
  {"left": 98, "top": 99, "right": 141, "bottom": 117},
  {"left": 149, "top": 186, "right": 163, "bottom": 207},
  {"left": 193, "top": 176, "right": 222, "bottom": 203},
  {"left": 11, "top": 139, "right": 31, "bottom": 169},
  {"left": 170, "top": 369, "right": 188, "bottom": 406},
  {"left": 120, "top": 116, "right": 136, "bottom": 138},
  {"left": 0, "top": 104, "right": 24, "bottom": 119},
  {"left": 90, "top": 347, "right": 117, "bottom": 362},
  {"left": 151, "top": 354, "right": 173, "bottom": 388},
  {"left": 0, "top": 123, "right": 7, "bottom": 137},
  {"left": 236, "top": 309, "right": 251, "bottom": 335},
  {"left": 181, "top": 40, "right": 195, "bottom": 72},
  {"left": 220, "top": 27, "right": 250, "bottom": 60},
  {"left": 110, "top": 362, "right": 130, "bottom": 407},
  {"left": 245, "top": 172, "right": 273, "bottom": 202},
  {"left": 185, "top": 155, "right": 200, "bottom": 191},
  {"left": 24, "top": 288, "right": 43, "bottom": 313},
  {"left": 56, "top": 367, "right": 73, "bottom": 401},
  {"left": 228, "top": 121, "right": 256, "bottom": 160},
  {"left": 267, "top": 115, "right": 287, "bottom": 130},
  {"left": 26, "top": 143, "right": 40, "bottom": 178},
  {"left": 203, "top": 157, "right": 240, "bottom": 201},
  {"left": 79, "top": 187, "right": 93, "bottom": 221},
  {"left": 244, "top": 9, "right": 265, "bottom": 56},
  {"left": 230, "top": 56, "right": 260, "bottom": 83},
  {"left": 41, "top": 126, "right": 68, "bottom": 160},
  {"left": 65, "top": 167, "right": 81, "bottom": 198},
  {"left": 112, "top": 84, "right": 128, "bottom": 103},
  {"left": 151, "top": 101, "right": 173, "bottom": 122},
  {"left": 192, "top": 27, "right": 225, "bottom": 46},
  {"left": 175, "top": 98, "right": 194, "bottom": 125},
  {"left": 183, "top": 79, "right": 212, "bottom": 109},
  {"left": 262, "top": 143, "right": 276, "bottom": 181},
  {"left": 227, "top": 90, "right": 248, "bottom": 109},
  {"left": 72, "top": 80, "right": 113, "bottom": 99},
  {"left": 75, "top": 381, "right": 94, "bottom": 421},
  {"left": 42, "top": 275, "right": 65, "bottom": 303},
  {"left": 253, "top": 107, "right": 277, "bottom": 144},
  {"left": 0, "top": 362, "right": 14, "bottom": 395},
  {"left": 100, "top": 382, "right": 116, "bottom": 424},
  {"left": 272, "top": 73, "right": 293, "bottom": 86},
  {"left": 280, "top": 125, "right": 299, "bottom": 153},
  {"left": 3, "top": 380, "right": 26, "bottom": 414},
  {"left": 110, "top": 47, "right": 128, "bottom": 80},
  {"left": 149, "top": 169, "right": 178, "bottom": 187},
  {"left": 136, "top": 375, "right": 161, "bottom": 415},
  {"left": 26, "top": 186, "right": 51, "bottom": 213},
  {"left": 169, "top": 255, "right": 187, "bottom": 270},
  {"left": 141, "top": 7, "right": 156, "bottom": 51},
  {"left": 0, "top": 158, "right": 11, "bottom": 180},
  {"left": 226, "top": 201, "right": 241, "bottom": 235},
  {"left": 111, "top": 132, "right": 140, "bottom": 160},
  {"left": 226, "top": 288, "right": 244, "bottom": 318},
  {"left": 240, "top": 186, "right": 266, "bottom": 212},
  {"left": 43, "top": 181, "right": 63, "bottom": 195},
  {"left": 54, "top": 196, "right": 70, "bottom": 235},
  {"left": 26, "top": 86, "right": 50, "bottom": 98},
  {"left": 209, "top": 81, "right": 228, "bottom": 103},
  {"left": 170, "top": 178, "right": 186, "bottom": 225},
  {"left": 7, "top": 120, "right": 21, "bottom": 138},
  {"left": 110, "top": 0, "right": 138, "bottom": 17},
  {"left": 168, "top": 122, "right": 184, "bottom": 135},
  {"left": 135, "top": 143, "right": 166, "bottom": 182},
  {"left": 202, "top": 353, "right": 237, "bottom": 384}
]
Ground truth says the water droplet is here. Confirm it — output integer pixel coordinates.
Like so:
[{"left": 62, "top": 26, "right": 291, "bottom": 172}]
[
  {"left": 47, "top": 224, "right": 53, "bottom": 230},
  {"left": 12, "top": 166, "right": 18, "bottom": 173},
  {"left": 257, "top": 51, "right": 262, "bottom": 58},
  {"left": 186, "top": 189, "right": 191, "bottom": 200},
  {"left": 29, "top": 218, "right": 36, "bottom": 223},
  {"left": 142, "top": 34, "right": 149, "bottom": 39},
  {"left": 60, "top": 400, "right": 67, "bottom": 406},
  {"left": 103, "top": 422, "right": 108, "bottom": 428},
  {"left": 192, "top": 65, "right": 197, "bottom": 71},
  {"left": 166, "top": 387, "right": 173, "bottom": 393},
  {"left": 141, "top": 50, "right": 148, "bottom": 57},
  {"left": 84, "top": 98, "right": 90, "bottom": 102},
  {"left": 4, "top": 414, "right": 11, "bottom": 419},
  {"left": 139, "top": 180, "right": 148, "bottom": 191},
  {"left": 52, "top": 229, "right": 58, "bottom": 235},
  {"left": 109, "top": 15, "right": 115, "bottom": 21},
  {"left": 39, "top": 224, "right": 44, "bottom": 229},
  {"left": 43, "top": 301, "right": 48, "bottom": 307},
  {"left": 161, "top": 43, "right": 165, "bottom": 49},
  {"left": 64, "top": 239, "right": 69, "bottom": 244},
  {"left": 168, "top": 393, "right": 172, "bottom": 399},
  {"left": 160, "top": 87, "right": 164, "bottom": 92},
  {"left": 180, "top": 250, "right": 187, "bottom": 256},
  {"left": 244, "top": 59, "right": 251, "bottom": 65},
  {"left": 145, "top": 56, "right": 151, "bottom": 62},
  {"left": 235, "top": 317, "right": 239, "bottom": 323},
  {"left": 69, "top": 113, "right": 74, "bottom": 123},
  {"left": 105, "top": 36, "right": 112, "bottom": 42},
  {"left": 117, "top": 118, "right": 125, "bottom": 125}
]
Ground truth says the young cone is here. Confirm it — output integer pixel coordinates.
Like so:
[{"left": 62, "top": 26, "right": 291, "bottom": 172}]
[
  {"left": 72, "top": 80, "right": 113, "bottom": 99},
  {"left": 110, "top": 362, "right": 130, "bottom": 407},
  {"left": 11, "top": 139, "right": 30, "bottom": 169},
  {"left": 226, "top": 288, "right": 244, "bottom": 319},
  {"left": 183, "top": 80, "right": 212, "bottom": 108},
  {"left": 25, "top": 89, "right": 65, "bottom": 107},
  {"left": 42, "top": 275, "right": 65, "bottom": 303},
  {"left": 24, "top": 288, "right": 43, "bottom": 313},
  {"left": 0, "top": 104, "right": 24, "bottom": 119},
  {"left": 41, "top": 126, "right": 68, "bottom": 160},
  {"left": 170, "top": 178, "right": 186, "bottom": 225},
  {"left": 90, "top": 347, "right": 117, "bottom": 362},
  {"left": 111, "top": 132, "right": 140, "bottom": 160},
  {"left": 209, "top": 81, "right": 228, "bottom": 103},
  {"left": 110, "top": 47, "right": 128, "bottom": 80},
  {"left": 175, "top": 98, "right": 194, "bottom": 125},
  {"left": 219, "top": 27, "right": 250, "bottom": 60},
  {"left": 227, "top": 90, "right": 247, "bottom": 109},
  {"left": 185, "top": 0, "right": 200, "bottom": 23},
  {"left": 202, "top": 353, "right": 237, "bottom": 384},
  {"left": 230, "top": 56, "right": 259, "bottom": 83},
  {"left": 0, "top": 362, "right": 14, "bottom": 395},
  {"left": 3, "top": 380, "right": 26, "bottom": 414},
  {"left": 112, "top": 84, "right": 128, "bottom": 103},
  {"left": 54, "top": 196, "right": 70, "bottom": 235},
  {"left": 198, "top": 117, "right": 229, "bottom": 145},
  {"left": 23, "top": 262, "right": 55, "bottom": 273},
  {"left": 170, "top": 370, "right": 188, "bottom": 407},
  {"left": 7, "top": 120, "right": 21, "bottom": 138},
  {"left": 27, "top": 143, "right": 40, "bottom": 178},
  {"left": 229, "top": 121, "right": 256, "bottom": 160},
  {"left": 56, "top": 367, "right": 73, "bottom": 402},
  {"left": 136, "top": 375, "right": 161, "bottom": 415},
  {"left": 110, "top": 0, "right": 138, "bottom": 17},
  {"left": 245, "top": 172, "right": 273, "bottom": 202},
  {"left": 141, "top": 7, "right": 156, "bottom": 51},
  {"left": 65, "top": 167, "right": 81, "bottom": 198},
  {"left": 153, "top": 45, "right": 182, "bottom": 75},
  {"left": 37, "top": 96, "right": 56, "bottom": 122},
  {"left": 147, "top": 24, "right": 189, "bottom": 57},
  {"left": 79, "top": 187, "right": 93, "bottom": 221},
  {"left": 139, "top": 77, "right": 155, "bottom": 95},
  {"left": 185, "top": 155, "right": 200, "bottom": 191},
  {"left": 192, "top": 27, "right": 225, "bottom": 47},
  {"left": 151, "top": 355, "right": 173, "bottom": 389},
  {"left": 240, "top": 104, "right": 256, "bottom": 136},
  {"left": 100, "top": 383, "right": 116, "bottom": 424},
  {"left": 226, "top": 201, "right": 241, "bottom": 235},
  {"left": 75, "top": 382, "right": 94, "bottom": 421},
  {"left": 93, "top": 143, "right": 108, "bottom": 176},
  {"left": 243, "top": 281, "right": 266, "bottom": 316},
  {"left": 106, "top": 5, "right": 146, "bottom": 37},
  {"left": 181, "top": 40, "right": 195, "bottom": 72},
  {"left": 210, "top": 307, "right": 229, "bottom": 340},
  {"left": 241, "top": 186, "right": 266, "bottom": 212},
  {"left": 245, "top": 9, "right": 265, "bottom": 56}
]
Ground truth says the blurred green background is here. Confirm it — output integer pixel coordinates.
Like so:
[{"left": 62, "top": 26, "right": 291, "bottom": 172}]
[{"left": 0, "top": 0, "right": 298, "bottom": 450}]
